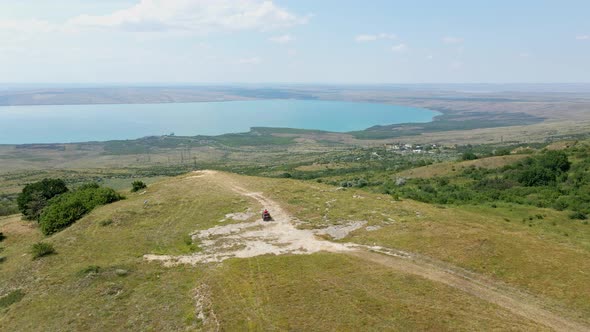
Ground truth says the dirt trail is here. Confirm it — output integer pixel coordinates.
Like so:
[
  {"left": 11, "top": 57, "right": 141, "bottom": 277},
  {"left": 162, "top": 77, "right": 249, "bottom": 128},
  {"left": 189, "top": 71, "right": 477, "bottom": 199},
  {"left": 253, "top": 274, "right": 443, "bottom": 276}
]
[
  {"left": 147, "top": 171, "right": 589, "bottom": 332},
  {"left": 350, "top": 250, "right": 588, "bottom": 332},
  {"left": 144, "top": 172, "right": 352, "bottom": 265}
]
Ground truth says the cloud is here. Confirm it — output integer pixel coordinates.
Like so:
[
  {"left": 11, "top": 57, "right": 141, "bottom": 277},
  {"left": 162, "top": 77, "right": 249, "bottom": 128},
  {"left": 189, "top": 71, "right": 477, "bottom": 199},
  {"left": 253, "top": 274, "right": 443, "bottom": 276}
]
[
  {"left": 0, "top": 18, "right": 57, "bottom": 34},
  {"left": 65, "top": 0, "right": 307, "bottom": 33},
  {"left": 576, "top": 35, "right": 590, "bottom": 40},
  {"left": 269, "top": 34, "right": 294, "bottom": 44},
  {"left": 355, "top": 33, "right": 396, "bottom": 42},
  {"left": 442, "top": 36, "right": 464, "bottom": 44},
  {"left": 391, "top": 43, "right": 408, "bottom": 53},
  {"left": 237, "top": 56, "right": 261, "bottom": 64}
]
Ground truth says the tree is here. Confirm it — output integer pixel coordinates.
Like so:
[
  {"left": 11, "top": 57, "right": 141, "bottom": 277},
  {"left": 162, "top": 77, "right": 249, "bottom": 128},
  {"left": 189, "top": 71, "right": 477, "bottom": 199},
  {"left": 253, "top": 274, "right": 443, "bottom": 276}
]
[
  {"left": 517, "top": 165, "right": 555, "bottom": 186},
  {"left": 516, "top": 151, "right": 571, "bottom": 187},
  {"left": 17, "top": 179, "right": 68, "bottom": 220},
  {"left": 538, "top": 150, "right": 570, "bottom": 173},
  {"left": 39, "top": 184, "right": 122, "bottom": 235}
]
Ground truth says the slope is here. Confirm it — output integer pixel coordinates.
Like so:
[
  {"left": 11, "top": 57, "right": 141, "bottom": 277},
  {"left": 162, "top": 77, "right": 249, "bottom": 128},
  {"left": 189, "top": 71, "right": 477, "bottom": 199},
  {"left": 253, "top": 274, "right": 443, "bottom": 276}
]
[{"left": 1, "top": 171, "right": 589, "bottom": 331}]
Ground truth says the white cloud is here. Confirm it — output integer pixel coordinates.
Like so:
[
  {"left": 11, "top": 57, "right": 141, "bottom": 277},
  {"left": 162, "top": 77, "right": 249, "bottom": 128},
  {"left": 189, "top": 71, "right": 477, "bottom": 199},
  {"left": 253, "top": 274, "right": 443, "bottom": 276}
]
[
  {"left": 269, "top": 34, "right": 294, "bottom": 44},
  {"left": 355, "top": 33, "right": 396, "bottom": 42},
  {"left": 65, "top": 0, "right": 307, "bottom": 33},
  {"left": 237, "top": 56, "right": 261, "bottom": 64},
  {"left": 576, "top": 35, "right": 590, "bottom": 40},
  {"left": 442, "top": 36, "right": 464, "bottom": 44},
  {"left": 391, "top": 43, "right": 408, "bottom": 53},
  {"left": 0, "top": 18, "right": 56, "bottom": 33}
]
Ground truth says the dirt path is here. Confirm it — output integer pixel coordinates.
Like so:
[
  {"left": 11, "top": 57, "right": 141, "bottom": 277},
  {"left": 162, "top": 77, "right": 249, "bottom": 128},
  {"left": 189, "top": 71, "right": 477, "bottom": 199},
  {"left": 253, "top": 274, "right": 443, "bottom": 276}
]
[
  {"left": 350, "top": 250, "right": 588, "bottom": 332},
  {"left": 147, "top": 171, "right": 590, "bottom": 332}
]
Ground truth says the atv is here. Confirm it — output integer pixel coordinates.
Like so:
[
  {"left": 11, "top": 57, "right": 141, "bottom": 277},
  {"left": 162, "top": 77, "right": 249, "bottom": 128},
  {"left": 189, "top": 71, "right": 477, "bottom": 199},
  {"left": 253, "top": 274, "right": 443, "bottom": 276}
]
[{"left": 262, "top": 210, "right": 272, "bottom": 221}]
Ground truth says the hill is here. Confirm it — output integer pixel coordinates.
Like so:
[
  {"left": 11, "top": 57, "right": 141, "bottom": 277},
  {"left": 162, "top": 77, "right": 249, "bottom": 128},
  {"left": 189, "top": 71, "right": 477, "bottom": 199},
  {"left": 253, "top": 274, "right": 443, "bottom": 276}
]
[{"left": 1, "top": 170, "right": 589, "bottom": 331}]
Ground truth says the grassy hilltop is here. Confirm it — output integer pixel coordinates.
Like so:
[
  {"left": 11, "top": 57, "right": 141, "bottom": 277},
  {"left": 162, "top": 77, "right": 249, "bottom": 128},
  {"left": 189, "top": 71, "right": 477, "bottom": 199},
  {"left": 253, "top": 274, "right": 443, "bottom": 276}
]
[{"left": 1, "top": 166, "right": 589, "bottom": 331}]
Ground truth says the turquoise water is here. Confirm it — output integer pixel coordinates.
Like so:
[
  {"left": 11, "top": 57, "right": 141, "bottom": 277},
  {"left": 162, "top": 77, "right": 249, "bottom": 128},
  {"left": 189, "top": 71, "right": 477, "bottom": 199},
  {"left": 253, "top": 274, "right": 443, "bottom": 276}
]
[{"left": 0, "top": 100, "right": 438, "bottom": 144}]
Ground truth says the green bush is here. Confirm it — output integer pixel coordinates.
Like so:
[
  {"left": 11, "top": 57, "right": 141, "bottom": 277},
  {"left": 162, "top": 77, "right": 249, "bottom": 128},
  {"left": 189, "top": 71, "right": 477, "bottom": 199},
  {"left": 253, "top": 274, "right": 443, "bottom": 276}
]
[
  {"left": 538, "top": 150, "right": 571, "bottom": 173},
  {"left": 461, "top": 152, "right": 478, "bottom": 161},
  {"left": 17, "top": 178, "right": 68, "bottom": 220},
  {"left": 517, "top": 166, "right": 555, "bottom": 186},
  {"left": 0, "top": 290, "right": 25, "bottom": 308},
  {"left": 39, "top": 184, "right": 123, "bottom": 235},
  {"left": 78, "top": 265, "right": 101, "bottom": 275},
  {"left": 569, "top": 211, "right": 587, "bottom": 220},
  {"left": 183, "top": 234, "right": 193, "bottom": 246},
  {"left": 99, "top": 219, "right": 113, "bottom": 227},
  {"left": 31, "top": 242, "right": 55, "bottom": 259},
  {"left": 131, "top": 180, "right": 147, "bottom": 192},
  {"left": 0, "top": 232, "right": 5, "bottom": 242},
  {"left": 494, "top": 148, "right": 511, "bottom": 156},
  {"left": 0, "top": 200, "right": 18, "bottom": 217}
]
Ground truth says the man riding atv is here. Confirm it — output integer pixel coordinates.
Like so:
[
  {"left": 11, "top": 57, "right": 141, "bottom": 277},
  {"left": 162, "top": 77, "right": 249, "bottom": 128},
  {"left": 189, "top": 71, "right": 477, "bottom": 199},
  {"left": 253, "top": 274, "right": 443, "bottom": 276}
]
[{"left": 262, "top": 209, "right": 272, "bottom": 221}]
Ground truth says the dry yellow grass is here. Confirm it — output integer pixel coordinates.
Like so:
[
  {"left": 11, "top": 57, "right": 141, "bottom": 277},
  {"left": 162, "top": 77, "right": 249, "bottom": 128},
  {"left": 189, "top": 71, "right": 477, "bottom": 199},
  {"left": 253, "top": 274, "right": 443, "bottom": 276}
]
[
  {"left": 1, "top": 171, "right": 589, "bottom": 330},
  {"left": 397, "top": 154, "right": 527, "bottom": 179}
]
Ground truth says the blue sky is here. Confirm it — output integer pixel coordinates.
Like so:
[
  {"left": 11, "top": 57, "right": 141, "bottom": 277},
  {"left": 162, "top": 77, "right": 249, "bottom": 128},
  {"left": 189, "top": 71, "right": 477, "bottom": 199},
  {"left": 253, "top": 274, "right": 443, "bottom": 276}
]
[{"left": 0, "top": 0, "right": 589, "bottom": 83}]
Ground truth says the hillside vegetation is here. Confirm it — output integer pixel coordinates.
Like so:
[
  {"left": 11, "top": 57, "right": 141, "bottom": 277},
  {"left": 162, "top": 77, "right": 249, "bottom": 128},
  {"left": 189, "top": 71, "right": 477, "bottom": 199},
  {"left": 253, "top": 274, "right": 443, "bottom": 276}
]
[{"left": 1, "top": 169, "right": 589, "bottom": 330}]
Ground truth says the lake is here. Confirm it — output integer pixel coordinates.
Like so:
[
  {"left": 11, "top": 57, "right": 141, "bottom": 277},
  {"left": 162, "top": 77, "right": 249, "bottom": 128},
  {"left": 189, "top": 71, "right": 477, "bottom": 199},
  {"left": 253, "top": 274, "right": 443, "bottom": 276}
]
[{"left": 0, "top": 100, "right": 438, "bottom": 144}]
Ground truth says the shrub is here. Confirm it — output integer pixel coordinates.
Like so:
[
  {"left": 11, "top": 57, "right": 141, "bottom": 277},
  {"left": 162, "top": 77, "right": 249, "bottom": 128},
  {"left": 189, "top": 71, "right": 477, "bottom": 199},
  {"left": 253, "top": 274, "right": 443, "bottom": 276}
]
[
  {"left": 552, "top": 198, "right": 569, "bottom": 211},
  {"left": 99, "top": 219, "right": 113, "bottom": 227},
  {"left": 0, "top": 289, "right": 25, "bottom": 308},
  {"left": 31, "top": 242, "right": 55, "bottom": 259},
  {"left": 474, "top": 177, "right": 514, "bottom": 190},
  {"left": 538, "top": 150, "right": 571, "bottom": 173},
  {"left": 0, "top": 232, "right": 5, "bottom": 242},
  {"left": 78, "top": 265, "right": 101, "bottom": 275},
  {"left": 39, "top": 184, "right": 123, "bottom": 235},
  {"left": 494, "top": 148, "right": 511, "bottom": 156},
  {"left": 0, "top": 201, "right": 18, "bottom": 217},
  {"left": 131, "top": 180, "right": 147, "bottom": 192},
  {"left": 183, "top": 234, "right": 193, "bottom": 246},
  {"left": 17, "top": 179, "right": 68, "bottom": 220},
  {"left": 569, "top": 211, "right": 587, "bottom": 220},
  {"left": 517, "top": 166, "right": 555, "bottom": 186},
  {"left": 461, "top": 152, "right": 478, "bottom": 161}
]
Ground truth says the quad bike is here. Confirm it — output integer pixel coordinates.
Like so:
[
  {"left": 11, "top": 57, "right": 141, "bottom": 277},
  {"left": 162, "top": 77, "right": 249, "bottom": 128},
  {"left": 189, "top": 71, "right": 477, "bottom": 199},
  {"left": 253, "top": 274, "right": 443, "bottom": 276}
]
[{"left": 262, "top": 210, "right": 273, "bottom": 221}]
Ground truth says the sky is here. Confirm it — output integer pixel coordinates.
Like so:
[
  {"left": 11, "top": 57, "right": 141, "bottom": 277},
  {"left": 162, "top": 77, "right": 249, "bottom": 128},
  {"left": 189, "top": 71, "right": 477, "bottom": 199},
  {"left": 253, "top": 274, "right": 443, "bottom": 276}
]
[{"left": 0, "top": 0, "right": 589, "bottom": 84}]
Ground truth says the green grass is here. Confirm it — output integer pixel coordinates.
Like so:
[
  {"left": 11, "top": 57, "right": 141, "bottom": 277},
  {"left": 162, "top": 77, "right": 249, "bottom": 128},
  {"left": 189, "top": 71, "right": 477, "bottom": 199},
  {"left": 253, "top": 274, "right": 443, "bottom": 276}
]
[
  {"left": 0, "top": 290, "right": 25, "bottom": 309},
  {"left": 1, "top": 171, "right": 589, "bottom": 330},
  {"left": 30, "top": 242, "right": 55, "bottom": 259},
  {"left": 0, "top": 174, "right": 251, "bottom": 331},
  {"left": 204, "top": 253, "right": 546, "bottom": 331},
  {"left": 232, "top": 174, "right": 590, "bottom": 321}
]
